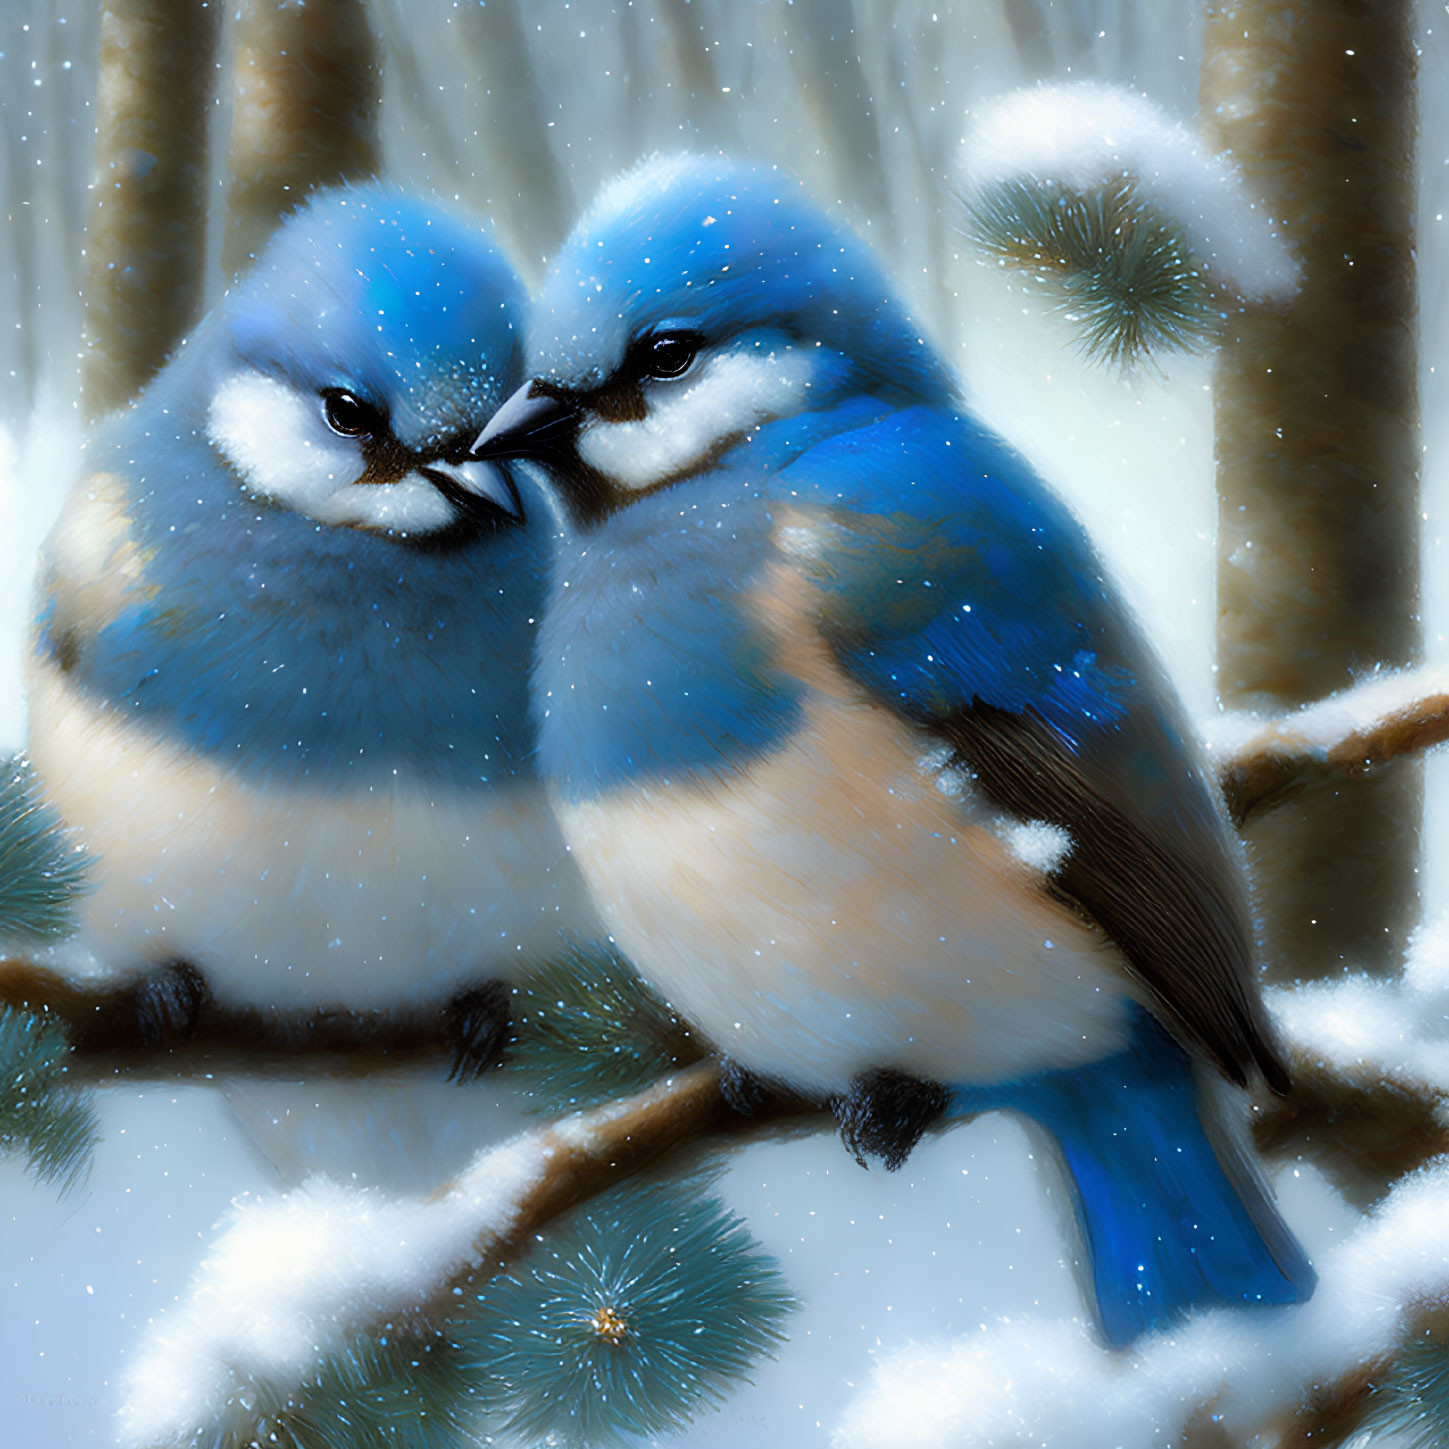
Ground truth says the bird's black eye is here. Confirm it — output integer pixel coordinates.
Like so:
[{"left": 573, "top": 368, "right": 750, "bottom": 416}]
[
  {"left": 641, "top": 331, "right": 701, "bottom": 381},
  {"left": 322, "top": 389, "right": 383, "bottom": 438}
]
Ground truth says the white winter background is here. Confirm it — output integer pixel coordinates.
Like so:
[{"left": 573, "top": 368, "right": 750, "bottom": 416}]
[{"left": 2, "top": 3, "right": 1447, "bottom": 1447}]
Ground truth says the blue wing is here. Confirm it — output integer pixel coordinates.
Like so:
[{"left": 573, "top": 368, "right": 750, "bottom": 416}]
[{"left": 779, "top": 404, "right": 1287, "bottom": 1091}]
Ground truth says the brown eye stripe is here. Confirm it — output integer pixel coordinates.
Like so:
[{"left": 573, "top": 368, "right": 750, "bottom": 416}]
[{"left": 591, "top": 379, "right": 648, "bottom": 423}]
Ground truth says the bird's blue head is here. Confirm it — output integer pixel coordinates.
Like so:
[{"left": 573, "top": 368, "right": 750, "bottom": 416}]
[
  {"left": 181, "top": 183, "right": 528, "bottom": 540},
  {"left": 474, "top": 154, "right": 955, "bottom": 524}
]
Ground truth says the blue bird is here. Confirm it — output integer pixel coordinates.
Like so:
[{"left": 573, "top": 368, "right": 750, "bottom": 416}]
[
  {"left": 27, "top": 184, "right": 595, "bottom": 1070},
  {"left": 472, "top": 155, "right": 1317, "bottom": 1346}
]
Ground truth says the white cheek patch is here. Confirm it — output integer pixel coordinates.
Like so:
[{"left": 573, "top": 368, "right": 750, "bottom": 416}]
[
  {"left": 209, "top": 373, "right": 364, "bottom": 514},
  {"left": 314, "top": 470, "right": 455, "bottom": 533},
  {"left": 577, "top": 347, "right": 813, "bottom": 492},
  {"left": 207, "top": 373, "right": 452, "bottom": 535}
]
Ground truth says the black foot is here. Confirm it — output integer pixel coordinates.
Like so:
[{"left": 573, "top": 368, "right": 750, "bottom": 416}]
[
  {"left": 445, "top": 980, "right": 511, "bottom": 1081},
  {"left": 133, "top": 961, "right": 209, "bottom": 1049},
  {"left": 832, "top": 1067, "right": 951, "bottom": 1171},
  {"left": 717, "top": 1055, "right": 772, "bottom": 1117}
]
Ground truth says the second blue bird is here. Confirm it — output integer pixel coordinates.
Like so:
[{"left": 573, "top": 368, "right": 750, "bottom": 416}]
[
  {"left": 28, "top": 185, "right": 595, "bottom": 1068},
  {"left": 473, "top": 155, "right": 1317, "bottom": 1346}
]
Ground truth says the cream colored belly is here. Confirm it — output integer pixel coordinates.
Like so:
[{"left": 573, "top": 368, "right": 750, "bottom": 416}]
[
  {"left": 558, "top": 696, "right": 1134, "bottom": 1095},
  {"left": 27, "top": 655, "right": 595, "bottom": 1013}
]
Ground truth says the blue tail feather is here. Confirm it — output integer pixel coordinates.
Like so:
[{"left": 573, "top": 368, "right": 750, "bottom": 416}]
[{"left": 954, "top": 1010, "right": 1316, "bottom": 1347}]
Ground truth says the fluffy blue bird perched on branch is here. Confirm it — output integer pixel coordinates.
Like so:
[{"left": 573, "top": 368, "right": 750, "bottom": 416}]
[
  {"left": 26, "top": 184, "right": 594, "bottom": 1072},
  {"left": 472, "top": 155, "right": 1317, "bottom": 1346}
]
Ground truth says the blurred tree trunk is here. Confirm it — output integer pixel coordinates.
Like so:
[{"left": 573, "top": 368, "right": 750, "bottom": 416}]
[
  {"left": 781, "top": 0, "right": 895, "bottom": 247},
  {"left": 1002, "top": 0, "right": 1052, "bottom": 80},
  {"left": 455, "top": 0, "right": 574, "bottom": 278},
  {"left": 372, "top": 0, "right": 465, "bottom": 192},
  {"left": 222, "top": 0, "right": 381, "bottom": 276},
  {"left": 80, "top": 0, "right": 220, "bottom": 421},
  {"left": 659, "top": 0, "right": 733, "bottom": 147},
  {"left": 0, "top": 61, "right": 39, "bottom": 430},
  {"left": 1200, "top": 1, "right": 1420, "bottom": 983}
]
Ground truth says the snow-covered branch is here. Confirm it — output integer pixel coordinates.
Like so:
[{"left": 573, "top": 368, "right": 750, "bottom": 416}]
[
  {"left": 832, "top": 1159, "right": 1449, "bottom": 1449},
  {"left": 120, "top": 1060, "right": 810, "bottom": 1448},
  {"left": 8, "top": 669, "right": 1449, "bottom": 1446},
  {"left": 1216, "top": 669, "right": 1449, "bottom": 827},
  {"left": 9, "top": 667, "right": 1439, "bottom": 1446}
]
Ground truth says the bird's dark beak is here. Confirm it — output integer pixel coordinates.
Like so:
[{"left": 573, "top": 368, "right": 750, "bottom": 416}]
[{"left": 471, "top": 380, "right": 580, "bottom": 464}]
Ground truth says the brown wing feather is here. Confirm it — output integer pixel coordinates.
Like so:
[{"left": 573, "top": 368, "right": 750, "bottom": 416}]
[{"left": 943, "top": 700, "right": 1291, "bottom": 1095}]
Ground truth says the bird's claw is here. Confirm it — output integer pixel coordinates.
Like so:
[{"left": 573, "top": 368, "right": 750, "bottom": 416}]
[
  {"left": 717, "top": 1055, "right": 775, "bottom": 1117},
  {"left": 132, "top": 961, "right": 209, "bottom": 1048},
  {"left": 832, "top": 1067, "right": 951, "bottom": 1171},
  {"left": 445, "top": 980, "right": 511, "bottom": 1082}
]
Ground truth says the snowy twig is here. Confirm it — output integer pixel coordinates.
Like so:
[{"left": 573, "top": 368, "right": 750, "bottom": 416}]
[
  {"left": 1271, "top": 1357, "right": 1386, "bottom": 1449},
  {"left": 1215, "top": 669, "right": 1449, "bottom": 827},
  {"left": 1252, "top": 918, "right": 1449, "bottom": 1207},
  {"left": 957, "top": 82, "right": 1298, "bottom": 369},
  {"left": 119, "top": 1060, "right": 812, "bottom": 1447},
  {"left": 833, "top": 1161, "right": 1449, "bottom": 1449}
]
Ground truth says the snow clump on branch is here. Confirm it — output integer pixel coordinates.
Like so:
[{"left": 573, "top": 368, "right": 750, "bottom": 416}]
[{"left": 960, "top": 82, "right": 1298, "bottom": 303}]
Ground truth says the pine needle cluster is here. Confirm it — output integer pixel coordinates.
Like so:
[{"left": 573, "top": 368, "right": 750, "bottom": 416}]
[
  {"left": 505, "top": 944, "right": 705, "bottom": 1114},
  {"left": 1359, "top": 1307, "right": 1449, "bottom": 1449},
  {"left": 0, "top": 754, "right": 89, "bottom": 940},
  {"left": 0, "top": 756, "right": 97, "bottom": 1193},
  {"left": 220, "top": 1182, "right": 795, "bottom": 1449},
  {"left": 0, "top": 1005, "right": 98, "bottom": 1194},
  {"left": 961, "top": 176, "right": 1224, "bottom": 369},
  {"left": 461, "top": 1180, "right": 796, "bottom": 1447}
]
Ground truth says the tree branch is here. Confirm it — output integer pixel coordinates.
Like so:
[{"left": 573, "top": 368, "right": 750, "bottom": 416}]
[
  {"left": 120, "top": 1060, "right": 817, "bottom": 1448},
  {"left": 1252, "top": 1056, "right": 1449, "bottom": 1208},
  {"left": 436, "top": 1061, "right": 813, "bottom": 1312},
  {"left": 1222, "top": 677, "right": 1449, "bottom": 827},
  {"left": 75, "top": 668, "right": 1449, "bottom": 1444},
  {"left": 7, "top": 670, "right": 1449, "bottom": 1068},
  {"left": 1268, "top": 1355, "right": 1389, "bottom": 1449},
  {"left": 0, "top": 958, "right": 454, "bottom": 1078}
]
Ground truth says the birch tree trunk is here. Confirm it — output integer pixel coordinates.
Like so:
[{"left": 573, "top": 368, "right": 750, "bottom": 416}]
[
  {"left": 1199, "top": 0, "right": 1420, "bottom": 983},
  {"left": 80, "top": 0, "right": 220, "bottom": 421},
  {"left": 222, "top": 0, "right": 381, "bottom": 276}
]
